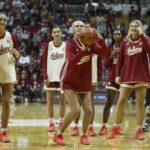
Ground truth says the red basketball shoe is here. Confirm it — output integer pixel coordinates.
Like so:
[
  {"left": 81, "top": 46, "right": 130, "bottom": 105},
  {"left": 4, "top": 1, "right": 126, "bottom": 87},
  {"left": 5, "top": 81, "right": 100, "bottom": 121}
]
[
  {"left": 107, "top": 126, "right": 119, "bottom": 139},
  {"left": 99, "top": 124, "right": 107, "bottom": 135},
  {"left": 71, "top": 126, "right": 79, "bottom": 136},
  {"left": 48, "top": 123, "right": 55, "bottom": 132},
  {"left": 80, "top": 134, "right": 90, "bottom": 145},
  {"left": 135, "top": 128, "right": 145, "bottom": 140},
  {"left": 0, "top": 131, "right": 10, "bottom": 143},
  {"left": 87, "top": 126, "right": 96, "bottom": 136},
  {"left": 53, "top": 133, "right": 65, "bottom": 145}
]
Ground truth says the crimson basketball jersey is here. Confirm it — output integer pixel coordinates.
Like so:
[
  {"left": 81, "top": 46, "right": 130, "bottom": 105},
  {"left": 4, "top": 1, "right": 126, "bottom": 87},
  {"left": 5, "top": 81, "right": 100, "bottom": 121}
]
[
  {"left": 116, "top": 35, "right": 150, "bottom": 83},
  {"left": 105, "top": 45, "right": 119, "bottom": 82},
  {"left": 60, "top": 38, "right": 108, "bottom": 92}
]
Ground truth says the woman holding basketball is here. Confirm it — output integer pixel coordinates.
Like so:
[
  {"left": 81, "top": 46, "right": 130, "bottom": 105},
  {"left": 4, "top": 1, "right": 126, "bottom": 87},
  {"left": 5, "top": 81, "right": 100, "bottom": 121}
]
[
  {"left": 108, "top": 20, "right": 150, "bottom": 140},
  {"left": 53, "top": 20, "right": 108, "bottom": 145},
  {"left": 0, "top": 12, "right": 20, "bottom": 142}
]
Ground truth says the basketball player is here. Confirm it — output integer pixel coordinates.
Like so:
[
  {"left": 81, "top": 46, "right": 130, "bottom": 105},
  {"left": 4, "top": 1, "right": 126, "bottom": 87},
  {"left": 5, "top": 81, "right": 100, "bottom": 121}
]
[
  {"left": 71, "top": 24, "right": 103, "bottom": 137},
  {"left": 42, "top": 26, "right": 66, "bottom": 132},
  {"left": 71, "top": 54, "right": 103, "bottom": 136},
  {"left": 99, "top": 29, "right": 123, "bottom": 135},
  {"left": 108, "top": 20, "right": 150, "bottom": 140},
  {"left": 0, "top": 13, "right": 20, "bottom": 142},
  {"left": 53, "top": 20, "right": 108, "bottom": 145}
]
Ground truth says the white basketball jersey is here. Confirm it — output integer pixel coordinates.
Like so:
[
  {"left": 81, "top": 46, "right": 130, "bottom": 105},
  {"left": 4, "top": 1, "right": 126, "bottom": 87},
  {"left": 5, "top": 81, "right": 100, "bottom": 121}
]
[
  {"left": 47, "top": 41, "right": 66, "bottom": 82},
  {"left": 0, "top": 31, "right": 16, "bottom": 83},
  {"left": 92, "top": 54, "right": 98, "bottom": 84}
]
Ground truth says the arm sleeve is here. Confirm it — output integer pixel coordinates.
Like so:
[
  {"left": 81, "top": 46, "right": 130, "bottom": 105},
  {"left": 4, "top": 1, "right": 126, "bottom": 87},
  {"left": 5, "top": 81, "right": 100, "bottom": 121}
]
[
  {"left": 11, "top": 34, "right": 20, "bottom": 60},
  {"left": 11, "top": 34, "right": 19, "bottom": 50},
  {"left": 116, "top": 41, "right": 124, "bottom": 77},
  {"left": 42, "top": 44, "right": 48, "bottom": 81},
  {"left": 104, "top": 47, "right": 112, "bottom": 69},
  {"left": 97, "top": 56, "right": 103, "bottom": 82},
  {"left": 90, "top": 39, "right": 108, "bottom": 59},
  {"left": 140, "top": 34, "right": 150, "bottom": 54}
]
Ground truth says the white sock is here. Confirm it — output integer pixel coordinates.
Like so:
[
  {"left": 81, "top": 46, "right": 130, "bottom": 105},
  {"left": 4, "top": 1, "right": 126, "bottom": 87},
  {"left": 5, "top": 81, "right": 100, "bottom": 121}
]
[
  {"left": 89, "top": 124, "right": 93, "bottom": 127},
  {"left": 137, "top": 126, "right": 142, "bottom": 130},
  {"left": 59, "top": 118, "right": 64, "bottom": 123},
  {"left": 114, "top": 123, "right": 119, "bottom": 127},
  {"left": 80, "top": 132, "right": 87, "bottom": 136},
  {"left": 57, "top": 130, "right": 62, "bottom": 135},
  {"left": 1, "top": 128, "right": 7, "bottom": 133},
  {"left": 74, "top": 123, "right": 78, "bottom": 127},
  {"left": 49, "top": 118, "right": 54, "bottom": 123}
]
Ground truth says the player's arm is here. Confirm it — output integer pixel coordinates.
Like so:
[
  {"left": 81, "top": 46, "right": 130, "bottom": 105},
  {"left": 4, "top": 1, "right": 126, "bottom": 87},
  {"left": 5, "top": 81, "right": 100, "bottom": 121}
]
[
  {"left": 42, "top": 44, "right": 48, "bottom": 83},
  {"left": 140, "top": 34, "right": 150, "bottom": 54},
  {"left": 115, "top": 40, "right": 125, "bottom": 84},
  {"left": 11, "top": 34, "right": 20, "bottom": 60},
  {"left": 97, "top": 56, "right": 103, "bottom": 82}
]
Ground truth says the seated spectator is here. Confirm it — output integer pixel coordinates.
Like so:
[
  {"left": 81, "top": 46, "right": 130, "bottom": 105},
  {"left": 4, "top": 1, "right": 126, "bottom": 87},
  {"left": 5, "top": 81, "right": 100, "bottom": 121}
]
[{"left": 18, "top": 52, "right": 31, "bottom": 65}]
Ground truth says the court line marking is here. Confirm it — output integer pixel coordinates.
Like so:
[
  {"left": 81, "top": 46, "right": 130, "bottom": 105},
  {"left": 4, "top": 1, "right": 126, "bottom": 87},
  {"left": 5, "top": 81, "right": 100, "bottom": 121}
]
[{"left": 6, "top": 119, "right": 111, "bottom": 127}]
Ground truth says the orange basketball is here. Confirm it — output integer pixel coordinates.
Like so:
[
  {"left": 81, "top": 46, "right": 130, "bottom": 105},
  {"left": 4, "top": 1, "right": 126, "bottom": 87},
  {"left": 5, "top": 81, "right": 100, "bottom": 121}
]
[{"left": 79, "top": 27, "right": 97, "bottom": 46}]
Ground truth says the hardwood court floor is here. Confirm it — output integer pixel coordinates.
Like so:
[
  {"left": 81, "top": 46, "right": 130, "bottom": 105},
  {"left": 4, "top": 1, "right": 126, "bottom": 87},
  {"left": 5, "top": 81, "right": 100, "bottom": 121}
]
[{"left": 0, "top": 103, "right": 150, "bottom": 150}]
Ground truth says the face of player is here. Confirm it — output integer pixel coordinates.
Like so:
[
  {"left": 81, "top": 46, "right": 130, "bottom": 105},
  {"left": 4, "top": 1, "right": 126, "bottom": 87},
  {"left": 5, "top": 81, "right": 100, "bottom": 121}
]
[
  {"left": 129, "top": 22, "right": 140, "bottom": 39},
  {"left": 52, "top": 28, "right": 62, "bottom": 40},
  {"left": 0, "top": 14, "right": 7, "bottom": 30},
  {"left": 113, "top": 30, "right": 122, "bottom": 42},
  {"left": 73, "top": 21, "right": 84, "bottom": 37}
]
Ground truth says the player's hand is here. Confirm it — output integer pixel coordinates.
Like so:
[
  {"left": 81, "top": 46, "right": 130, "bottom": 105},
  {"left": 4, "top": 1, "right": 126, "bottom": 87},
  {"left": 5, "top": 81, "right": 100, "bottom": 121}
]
[
  {"left": 136, "top": 26, "right": 143, "bottom": 35},
  {"left": 93, "top": 28, "right": 103, "bottom": 40},
  {"left": 115, "top": 76, "right": 121, "bottom": 85},
  {"left": 11, "top": 48, "right": 20, "bottom": 59},
  {"left": 44, "top": 79, "right": 49, "bottom": 87}
]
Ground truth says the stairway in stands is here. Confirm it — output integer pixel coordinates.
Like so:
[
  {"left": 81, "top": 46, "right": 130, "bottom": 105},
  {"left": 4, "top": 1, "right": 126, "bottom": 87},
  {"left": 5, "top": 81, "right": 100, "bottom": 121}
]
[{"left": 65, "top": 4, "right": 87, "bottom": 20}]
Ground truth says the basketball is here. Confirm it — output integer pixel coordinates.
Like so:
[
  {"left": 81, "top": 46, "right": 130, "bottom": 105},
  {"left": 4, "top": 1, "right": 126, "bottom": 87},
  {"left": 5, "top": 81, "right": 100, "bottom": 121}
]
[{"left": 79, "top": 27, "right": 97, "bottom": 46}]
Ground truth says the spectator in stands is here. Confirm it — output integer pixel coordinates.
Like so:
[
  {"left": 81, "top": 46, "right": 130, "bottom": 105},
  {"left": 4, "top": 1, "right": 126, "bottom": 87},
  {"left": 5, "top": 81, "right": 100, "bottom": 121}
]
[
  {"left": 107, "top": 20, "right": 150, "bottom": 140},
  {"left": 0, "top": 12, "right": 20, "bottom": 142},
  {"left": 128, "top": 6, "right": 141, "bottom": 22},
  {"left": 18, "top": 51, "right": 30, "bottom": 65}
]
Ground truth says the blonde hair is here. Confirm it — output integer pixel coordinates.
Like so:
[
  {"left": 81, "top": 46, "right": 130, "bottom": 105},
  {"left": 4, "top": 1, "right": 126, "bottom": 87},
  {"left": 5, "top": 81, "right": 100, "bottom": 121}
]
[
  {"left": 0, "top": 12, "right": 8, "bottom": 22},
  {"left": 72, "top": 20, "right": 84, "bottom": 33},
  {"left": 125, "top": 20, "right": 145, "bottom": 41}
]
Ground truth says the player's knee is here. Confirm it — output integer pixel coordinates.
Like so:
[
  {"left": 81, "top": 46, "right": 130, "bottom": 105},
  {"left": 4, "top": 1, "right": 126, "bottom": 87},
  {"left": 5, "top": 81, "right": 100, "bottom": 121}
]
[
  {"left": 84, "top": 107, "right": 93, "bottom": 116},
  {"left": 72, "top": 108, "right": 80, "bottom": 118},
  {"left": 2, "top": 97, "right": 10, "bottom": 104}
]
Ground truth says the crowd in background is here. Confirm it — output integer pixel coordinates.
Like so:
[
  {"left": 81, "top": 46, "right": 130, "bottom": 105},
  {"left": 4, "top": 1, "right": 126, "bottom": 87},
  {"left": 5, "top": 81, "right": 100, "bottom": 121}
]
[{"left": 1, "top": 0, "right": 150, "bottom": 103}]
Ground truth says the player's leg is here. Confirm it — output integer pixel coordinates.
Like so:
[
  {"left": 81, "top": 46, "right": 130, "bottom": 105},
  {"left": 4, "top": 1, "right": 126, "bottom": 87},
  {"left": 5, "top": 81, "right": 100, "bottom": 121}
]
[
  {"left": 80, "top": 92, "right": 93, "bottom": 144},
  {"left": 58, "top": 92, "right": 66, "bottom": 128},
  {"left": 47, "top": 90, "right": 55, "bottom": 132},
  {"left": 134, "top": 86, "right": 147, "bottom": 140},
  {"left": 107, "top": 87, "right": 132, "bottom": 139},
  {"left": 87, "top": 84, "right": 96, "bottom": 136},
  {"left": 99, "top": 89, "right": 117, "bottom": 135},
  {"left": 54, "top": 91, "right": 81, "bottom": 145},
  {"left": 0, "top": 83, "right": 14, "bottom": 142}
]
